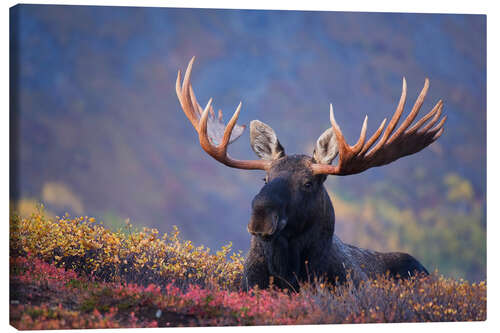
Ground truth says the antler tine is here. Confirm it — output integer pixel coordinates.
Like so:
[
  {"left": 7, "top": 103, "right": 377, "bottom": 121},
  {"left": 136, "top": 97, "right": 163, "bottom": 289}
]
[
  {"left": 432, "top": 127, "right": 444, "bottom": 140},
  {"left": 182, "top": 56, "right": 195, "bottom": 95},
  {"left": 428, "top": 114, "right": 447, "bottom": 136},
  {"left": 329, "top": 104, "right": 348, "bottom": 152},
  {"left": 365, "top": 77, "right": 407, "bottom": 159},
  {"left": 406, "top": 100, "right": 443, "bottom": 135},
  {"left": 329, "top": 104, "right": 363, "bottom": 169},
  {"left": 221, "top": 102, "right": 242, "bottom": 148},
  {"left": 188, "top": 85, "right": 203, "bottom": 117},
  {"left": 176, "top": 63, "right": 198, "bottom": 129},
  {"left": 351, "top": 115, "right": 368, "bottom": 154},
  {"left": 175, "top": 69, "right": 182, "bottom": 97},
  {"left": 359, "top": 118, "right": 387, "bottom": 156},
  {"left": 386, "top": 78, "right": 429, "bottom": 145},
  {"left": 419, "top": 102, "right": 444, "bottom": 134},
  {"left": 209, "top": 104, "right": 216, "bottom": 118},
  {"left": 198, "top": 98, "right": 214, "bottom": 152}
]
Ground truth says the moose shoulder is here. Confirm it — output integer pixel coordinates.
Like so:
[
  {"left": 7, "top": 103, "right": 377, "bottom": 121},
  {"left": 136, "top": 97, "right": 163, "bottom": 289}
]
[{"left": 175, "top": 57, "right": 446, "bottom": 291}]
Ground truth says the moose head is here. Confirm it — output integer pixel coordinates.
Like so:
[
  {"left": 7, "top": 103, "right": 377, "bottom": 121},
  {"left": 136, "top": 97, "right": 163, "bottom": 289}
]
[{"left": 175, "top": 57, "right": 446, "bottom": 290}]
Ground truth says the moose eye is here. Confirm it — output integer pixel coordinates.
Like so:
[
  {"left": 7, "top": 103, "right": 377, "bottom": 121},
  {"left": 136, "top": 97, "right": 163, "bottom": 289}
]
[{"left": 303, "top": 181, "right": 313, "bottom": 189}]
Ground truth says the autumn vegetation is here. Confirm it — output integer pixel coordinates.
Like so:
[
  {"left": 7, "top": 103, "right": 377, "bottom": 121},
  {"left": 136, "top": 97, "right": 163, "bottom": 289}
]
[{"left": 10, "top": 210, "right": 486, "bottom": 329}]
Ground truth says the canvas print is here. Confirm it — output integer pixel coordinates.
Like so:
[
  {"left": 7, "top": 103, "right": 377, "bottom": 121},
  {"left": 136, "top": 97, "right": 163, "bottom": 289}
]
[{"left": 9, "top": 4, "right": 486, "bottom": 329}]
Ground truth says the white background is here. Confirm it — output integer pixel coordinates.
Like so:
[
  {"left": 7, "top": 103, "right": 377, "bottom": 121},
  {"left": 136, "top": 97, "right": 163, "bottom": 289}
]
[{"left": 2, "top": 1, "right": 497, "bottom": 332}]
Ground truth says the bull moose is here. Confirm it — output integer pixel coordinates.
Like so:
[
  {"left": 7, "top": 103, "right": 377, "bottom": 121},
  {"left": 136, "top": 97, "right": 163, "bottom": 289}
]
[{"left": 175, "top": 57, "right": 446, "bottom": 291}]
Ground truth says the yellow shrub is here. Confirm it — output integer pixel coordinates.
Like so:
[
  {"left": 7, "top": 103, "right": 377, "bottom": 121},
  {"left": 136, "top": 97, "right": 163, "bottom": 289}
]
[{"left": 10, "top": 211, "right": 244, "bottom": 290}]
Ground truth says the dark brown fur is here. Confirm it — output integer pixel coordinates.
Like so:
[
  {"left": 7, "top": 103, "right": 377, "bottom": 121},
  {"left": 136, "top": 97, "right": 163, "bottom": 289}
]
[{"left": 242, "top": 155, "right": 428, "bottom": 291}]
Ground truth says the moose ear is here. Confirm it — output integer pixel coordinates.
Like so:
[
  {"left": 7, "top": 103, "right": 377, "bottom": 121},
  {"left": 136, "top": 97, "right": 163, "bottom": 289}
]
[
  {"left": 250, "top": 120, "right": 285, "bottom": 161},
  {"left": 312, "top": 128, "right": 338, "bottom": 165}
]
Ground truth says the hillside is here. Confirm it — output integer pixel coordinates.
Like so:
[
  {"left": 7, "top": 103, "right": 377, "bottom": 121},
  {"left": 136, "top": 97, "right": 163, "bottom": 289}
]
[{"left": 9, "top": 212, "right": 486, "bottom": 329}]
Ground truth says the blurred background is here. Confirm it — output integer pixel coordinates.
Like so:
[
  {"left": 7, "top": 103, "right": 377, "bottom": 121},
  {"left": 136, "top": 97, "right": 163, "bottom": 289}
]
[{"left": 10, "top": 5, "right": 486, "bottom": 281}]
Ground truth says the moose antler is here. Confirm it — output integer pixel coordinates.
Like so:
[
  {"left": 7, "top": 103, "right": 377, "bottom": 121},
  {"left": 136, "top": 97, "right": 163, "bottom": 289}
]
[
  {"left": 176, "top": 57, "right": 271, "bottom": 170},
  {"left": 311, "top": 78, "right": 447, "bottom": 176}
]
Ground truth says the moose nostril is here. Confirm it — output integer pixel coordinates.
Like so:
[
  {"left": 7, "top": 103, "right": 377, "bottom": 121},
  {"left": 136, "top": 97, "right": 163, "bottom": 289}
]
[
  {"left": 247, "top": 223, "right": 263, "bottom": 236},
  {"left": 247, "top": 224, "right": 256, "bottom": 235},
  {"left": 248, "top": 210, "right": 281, "bottom": 237}
]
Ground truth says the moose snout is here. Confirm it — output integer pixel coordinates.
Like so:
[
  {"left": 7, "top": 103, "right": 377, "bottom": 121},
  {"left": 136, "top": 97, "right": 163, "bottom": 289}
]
[
  {"left": 248, "top": 210, "right": 281, "bottom": 237},
  {"left": 247, "top": 206, "right": 288, "bottom": 238},
  {"left": 248, "top": 178, "right": 290, "bottom": 237}
]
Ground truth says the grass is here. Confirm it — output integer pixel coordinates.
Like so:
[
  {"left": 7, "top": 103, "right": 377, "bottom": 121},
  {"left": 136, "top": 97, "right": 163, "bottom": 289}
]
[{"left": 9, "top": 211, "right": 486, "bottom": 329}]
